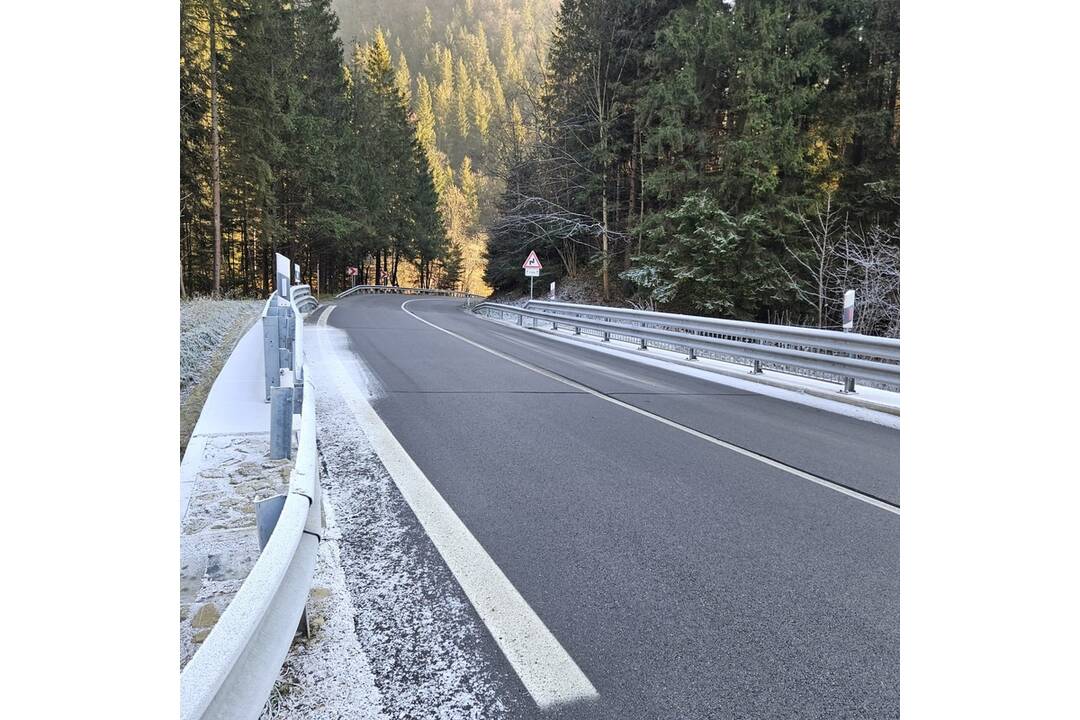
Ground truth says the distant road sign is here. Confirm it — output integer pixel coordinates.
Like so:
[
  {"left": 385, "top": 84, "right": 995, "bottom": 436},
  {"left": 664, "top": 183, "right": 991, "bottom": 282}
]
[
  {"left": 346, "top": 266, "right": 358, "bottom": 276},
  {"left": 522, "top": 250, "right": 543, "bottom": 270}
]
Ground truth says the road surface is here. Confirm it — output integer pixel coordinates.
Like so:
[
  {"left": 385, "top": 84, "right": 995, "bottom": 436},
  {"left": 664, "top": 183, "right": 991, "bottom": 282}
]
[{"left": 318, "top": 293, "right": 899, "bottom": 719}]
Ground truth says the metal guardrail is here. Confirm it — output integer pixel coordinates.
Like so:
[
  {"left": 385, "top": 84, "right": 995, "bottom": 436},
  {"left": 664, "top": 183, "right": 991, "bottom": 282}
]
[
  {"left": 336, "top": 284, "right": 483, "bottom": 300},
  {"left": 474, "top": 300, "right": 900, "bottom": 389},
  {"left": 290, "top": 284, "right": 319, "bottom": 313},
  {"left": 181, "top": 289, "right": 323, "bottom": 720}
]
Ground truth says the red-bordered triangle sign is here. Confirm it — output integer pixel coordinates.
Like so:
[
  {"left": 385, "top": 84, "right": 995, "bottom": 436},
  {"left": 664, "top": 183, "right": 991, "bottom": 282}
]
[{"left": 522, "top": 250, "right": 543, "bottom": 270}]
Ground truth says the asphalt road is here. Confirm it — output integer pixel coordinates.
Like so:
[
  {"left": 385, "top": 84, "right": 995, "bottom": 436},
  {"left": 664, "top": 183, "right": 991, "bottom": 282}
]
[{"left": 326, "top": 294, "right": 900, "bottom": 719}]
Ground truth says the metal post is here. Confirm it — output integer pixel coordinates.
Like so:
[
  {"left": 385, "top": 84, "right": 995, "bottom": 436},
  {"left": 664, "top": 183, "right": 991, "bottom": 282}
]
[
  {"left": 639, "top": 336, "right": 647, "bottom": 350},
  {"left": 262, "top": 309, "right": 281, "bottom": 402},
  {"left": 687, "top": 347, "right": 697, "bottom": 361},
  {"left": 602, "top": 330, "right": 610, "bottom": 342},
  {"left": 574, "top": 325, "right": 581, "bottom": 335},
  {"left": 270, "top": 369, "right": 294, "bottom": 460},
  {"left": 517, "top": 314, "right": 523, "bottom": 326},
  {"left": 255, "top": 494, "right": 309, "bottom": 638},
  {"left": 751, "top": 359, "right": 762, "bottom": 374},
  {"left": 529, "top": 275, "right": 534, "bottom": 301},
  {"left": 840, "top": 330, "right": 856, "bottom": 392}
]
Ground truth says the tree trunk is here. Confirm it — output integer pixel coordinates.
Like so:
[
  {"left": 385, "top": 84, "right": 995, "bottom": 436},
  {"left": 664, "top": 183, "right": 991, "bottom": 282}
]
[
  {"left": 639, "top": 129, "right": 645, "bottom": 255},
  {"left": 209, "top": 0, "right": 223, "bottom": 297},
  {"left": 628, "top": 118, "right": 637, "bottom": 257},
  {"left": 261, "top": 233, "right": 269, "bottom": 293}
]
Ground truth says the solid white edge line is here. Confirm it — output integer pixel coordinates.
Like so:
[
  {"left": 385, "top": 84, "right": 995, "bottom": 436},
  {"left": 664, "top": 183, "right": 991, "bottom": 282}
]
[
  {"left": 401, "top": 299, "right": 899, "bottom": 517},
  {"left": 317, "top": 304, "right": 336, "bottom": 327},
  {"left": 313, "top": 311, "right": 599, "bottom": 709}
]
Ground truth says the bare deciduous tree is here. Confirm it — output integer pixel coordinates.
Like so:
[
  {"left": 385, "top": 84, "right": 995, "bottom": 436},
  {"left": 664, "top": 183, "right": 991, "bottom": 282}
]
[
  {"left": 837, "top": 224, "right": 900, "bottom": 338},
  {"left": 781, "top": 193, "right": 900, "bottom": 337},
  {"left": 781, "top": 193, "right": 845, "bottom": 328}
]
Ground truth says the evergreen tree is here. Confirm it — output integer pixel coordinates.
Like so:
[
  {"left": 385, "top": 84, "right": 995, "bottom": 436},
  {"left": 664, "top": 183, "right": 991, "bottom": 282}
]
[{"left": 438, "top": 241, "right": 465, "bottom": 290}]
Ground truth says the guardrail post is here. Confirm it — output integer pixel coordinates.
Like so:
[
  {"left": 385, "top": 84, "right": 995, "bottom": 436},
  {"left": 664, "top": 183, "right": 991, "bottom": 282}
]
[
  {"left": 517, "top": 314, "right": 523, "bottom": 326},
  {"left": 574, "top": 325, "right": 581, "bottom": 335},
  {"left": 255, "top": 494, "right": 310, "bottom": 638},
  {"left": 751, "top": 359, "right": 762, "bottom": 374},
  {"left": 262, "top": 309, "right": 282, "bottom": 402},
  {"left": 279, "top": 346, "right": 292, "bottom": 376},
  {"left": 602, "top": 330, "right": 610, "bottom": 342},
  {"left": 687, "top": 346, "right": 697, "bottom": 360},
  {"left": 639, "top": 336, "right": 648, "bottom": 350},
  {"left": 270, "top": 369, "right": 294, "bottom": 460}
]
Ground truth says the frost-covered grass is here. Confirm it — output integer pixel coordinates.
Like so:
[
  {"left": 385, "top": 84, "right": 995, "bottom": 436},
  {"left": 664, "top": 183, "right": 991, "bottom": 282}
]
[
  {"left": 180, "top": 297, "right": 262, "bottom": 456},
  {"left": 180, "top": 297, "right": 262, "bottom": 403}
]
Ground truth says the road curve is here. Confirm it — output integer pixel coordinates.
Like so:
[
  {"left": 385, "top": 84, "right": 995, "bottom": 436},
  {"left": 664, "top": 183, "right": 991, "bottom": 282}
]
[{"left": 325, "top": 294, "right": 900, "bottom": 719}]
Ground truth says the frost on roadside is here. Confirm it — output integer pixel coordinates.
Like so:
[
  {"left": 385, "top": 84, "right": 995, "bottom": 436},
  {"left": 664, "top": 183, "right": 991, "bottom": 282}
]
[
  {"left": 267, "top": 322, "right": 524, "bottom": 719},
  {"left": 180, "top": 297, "right": 262, "bottom": 403}
]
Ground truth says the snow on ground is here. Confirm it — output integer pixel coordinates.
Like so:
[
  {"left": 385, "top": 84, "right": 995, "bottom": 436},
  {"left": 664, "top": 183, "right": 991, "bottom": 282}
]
[
  {"left": 280, "top": 323, "right": 521, "bottom": 719},
  {"left": 180, "top": 297, "right": 262, "bottom": 404}
]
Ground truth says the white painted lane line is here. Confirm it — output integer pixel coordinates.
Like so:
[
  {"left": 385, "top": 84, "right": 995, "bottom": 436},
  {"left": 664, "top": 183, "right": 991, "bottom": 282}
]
[
  {"left": 317, "top": 304, "right": 336, "bottom": 327},
  {"left": 402, "top": 299, "right": 899, "bottom": 516},
  {"left": 314, "top": 319, "right": 598, "bottom": 709}
]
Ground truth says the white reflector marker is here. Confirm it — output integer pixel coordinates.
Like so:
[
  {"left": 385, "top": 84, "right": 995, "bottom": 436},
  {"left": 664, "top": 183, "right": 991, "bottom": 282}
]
[{"left": 314, "top": 314, "right": 598, "bottom": 710}]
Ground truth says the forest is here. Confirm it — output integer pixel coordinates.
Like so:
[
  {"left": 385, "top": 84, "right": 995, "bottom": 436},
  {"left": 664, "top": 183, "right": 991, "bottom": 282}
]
[{"left": 181, "top": 0, "right": 899, "bottom": 335}]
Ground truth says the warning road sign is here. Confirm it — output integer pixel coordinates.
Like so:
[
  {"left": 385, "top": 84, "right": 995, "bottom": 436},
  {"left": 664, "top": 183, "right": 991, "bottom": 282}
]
[{"left": 522, "top": 250, "right": 543, "bottom": 270}]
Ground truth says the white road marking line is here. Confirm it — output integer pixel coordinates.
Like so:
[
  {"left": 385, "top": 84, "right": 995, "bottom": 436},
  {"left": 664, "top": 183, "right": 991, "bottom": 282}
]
[
  {"left": 402, "top": 299, "right": 899, "bottom": 516},
  {"left": 317, "top": 304, "right": 336, "bottom": 327},
  {"left": 313, "top": 317, "right": 599, "bottom": 709}
]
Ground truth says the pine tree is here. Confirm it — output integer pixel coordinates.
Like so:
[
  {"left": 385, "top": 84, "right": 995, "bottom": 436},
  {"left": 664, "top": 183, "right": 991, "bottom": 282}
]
[
  {"left": 180, "top": 0, "right": 211, "bottom": 293},
  {"left": 438, "top": 241, "right": 464, "bottom": 290},
  {"left": 395, "top": 52, "right": 412, "bottom": 106}
]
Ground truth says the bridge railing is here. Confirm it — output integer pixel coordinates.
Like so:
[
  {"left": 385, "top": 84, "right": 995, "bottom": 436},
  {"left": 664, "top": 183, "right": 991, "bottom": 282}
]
[
  {"left": 473, "top": 300, "right": 900, "bottom": 390},
  {"left": 181, "top": 287, "right": 322, "bottom": 720},
  {"left": 335, "top": 284, "right": 484, "bottom": 300}
]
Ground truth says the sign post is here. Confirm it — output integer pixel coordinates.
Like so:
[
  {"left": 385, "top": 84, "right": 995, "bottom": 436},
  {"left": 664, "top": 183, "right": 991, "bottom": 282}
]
[
  {"left": 522, "top": 250, "right": 542, "bottom": 300},
  {"left": 841, "top": 289, "right": 856, "bottom": 393}
]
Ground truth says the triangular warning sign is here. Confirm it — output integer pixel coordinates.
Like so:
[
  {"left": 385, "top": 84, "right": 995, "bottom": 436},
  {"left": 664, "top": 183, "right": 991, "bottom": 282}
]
[{"left": 522, "top": 250, "right": 543, "bottom": 270}]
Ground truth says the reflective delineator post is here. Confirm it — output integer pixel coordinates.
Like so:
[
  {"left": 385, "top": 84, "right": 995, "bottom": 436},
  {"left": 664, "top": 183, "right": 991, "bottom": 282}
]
[{"left": 841, "top": 289, "right": 856, "bottom": 394}]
